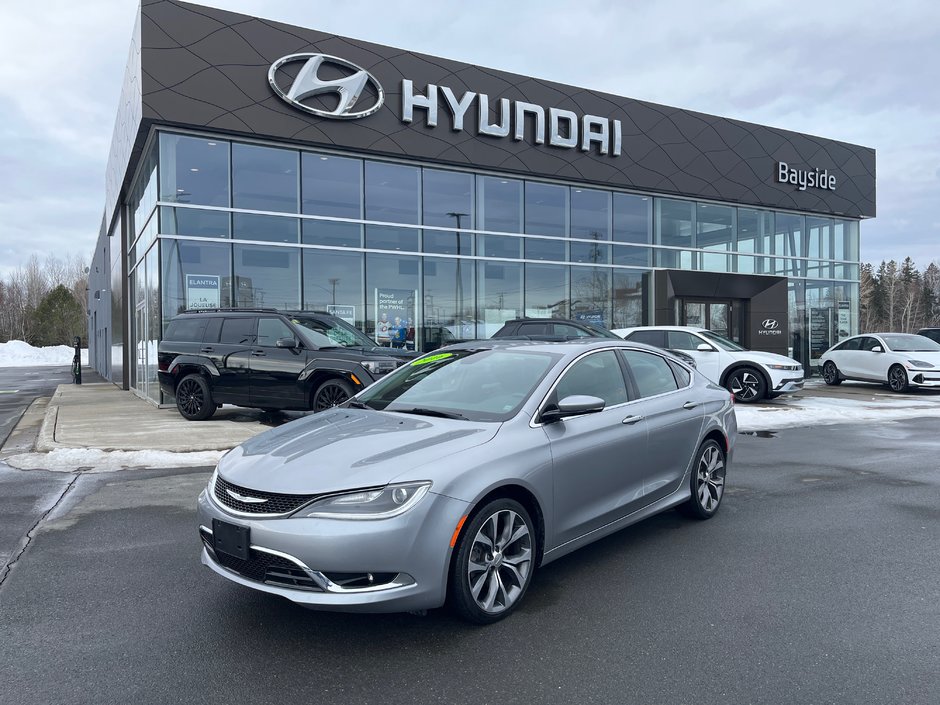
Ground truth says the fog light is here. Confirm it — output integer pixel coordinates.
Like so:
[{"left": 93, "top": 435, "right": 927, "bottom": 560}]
[{"left": 392, "top": 487, "right": 410, "bottom": 505}]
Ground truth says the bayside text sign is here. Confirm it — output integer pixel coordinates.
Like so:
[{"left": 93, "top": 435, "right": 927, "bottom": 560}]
[{"left": 776, "top": 162, "right": 837, "bottom": 192}]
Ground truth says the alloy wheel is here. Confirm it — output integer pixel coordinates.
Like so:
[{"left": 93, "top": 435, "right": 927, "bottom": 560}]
[
  {"left": 888, "top": 365, "right": 908, "bottom": 392},
  {"left": 696, "top": 444, "right": 725, "bottom": 513},
  {"left": 729, "top": 371, "right": 760, "bottom": 401},
  {"left": 314, "top": 383, "right": 350, "bottom": 411},
  {"left": 177, "top": 379, "right": 204, "bottom": 416},
  {"left": 466, "top": 509, "right": 532, "bottom": 615},
  {"left": 823, "top": 362, "right": 838, "bottom": 384}
]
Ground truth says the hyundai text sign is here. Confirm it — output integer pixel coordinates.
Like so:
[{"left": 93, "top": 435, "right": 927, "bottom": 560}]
[
  {"left": 268, "top": 54, "right": 385, "bottom": 119},
  {"left": 758, "top": 318, "right": 783, "bottom": 336},
  {"left": 268, "top": 53, "right": 622, "bottom": 157}
]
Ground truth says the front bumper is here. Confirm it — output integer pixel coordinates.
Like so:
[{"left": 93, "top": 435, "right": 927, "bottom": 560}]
[
  {"left": 908, "top": 371, "right": 940, "bottom": 387},
  {"left": 196, "top": 487, "right": 469, "bottom": 613},
  {"left": 772, "top": 376, "right": 804, "bottom": 394}
]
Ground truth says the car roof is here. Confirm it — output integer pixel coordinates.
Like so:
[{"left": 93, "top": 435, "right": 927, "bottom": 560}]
[
  {"left": 614, "top": 325, "right": 709, "bottom": 333},
  {"left": 440, "top": 337, "right": 683, "bottom": 360}
]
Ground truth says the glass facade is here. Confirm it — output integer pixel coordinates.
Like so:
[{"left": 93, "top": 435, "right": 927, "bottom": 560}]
[{"left": 121, "top": 129, "right": 862, "bottom": 398}]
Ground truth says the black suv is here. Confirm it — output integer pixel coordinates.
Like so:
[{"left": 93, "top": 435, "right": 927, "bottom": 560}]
[
  {"left": 917, "top": 328, "right": 940, "bottom": 344},
  {"left": 158, "top": 309, "right": 403, "bottom": 420}
]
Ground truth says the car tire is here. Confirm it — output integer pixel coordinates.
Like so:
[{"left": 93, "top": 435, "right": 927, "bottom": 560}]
[
  {"left": 449, "top": 498, "right": 536, "bottom": 625},
  {"left": 822, "top": 361, "right": 842, "bottom": 386},
  {"left": 678, "top": 439, "right": 726, "bottom": 520},
  {"left": 887, "top": 364, "right": 909, "bottom": 393},
  {"left": 725, "top": 366, "right": 766, "bottom": 403},
  {"left": 311, "top": 378, "right": 353, "bottom": 412},
  {"left": 175, "top": 373, "right": 216, "bottom": 421}
]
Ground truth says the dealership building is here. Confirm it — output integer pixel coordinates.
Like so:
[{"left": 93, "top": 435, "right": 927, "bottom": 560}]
[{"left": 87, "top": 0, "right": 876, "bottom": 403}]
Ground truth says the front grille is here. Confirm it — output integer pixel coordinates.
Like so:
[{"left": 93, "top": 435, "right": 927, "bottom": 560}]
[
  {"left": 213, "top": 475, "right": 318, "bottom": 515},
  {"left": 202, "top": 531, "right": 321, "bottom": 591}
]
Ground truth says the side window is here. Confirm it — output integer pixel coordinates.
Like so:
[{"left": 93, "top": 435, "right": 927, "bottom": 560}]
[
  {"left": 219, "top": 317, "right": 256, "bottom": 345},
  {"left": 626, "top": 330, "right": 666, "bottom": 347},
  {"left": 519, "top": 322, "right": 548, "bottom": 336},
  {"left": 164, "top": 317, "right": 208, "bottom": 343},
  {"left": 666, "top": 331, "right": 699, "bottom": 351},
  {"left": 859, "top": 337, "right": 880, "bottom": 352},
  {"left": 621, "top": 349, "right": 679, "bottom": 398},
  {"left": 203, "top": 317, "right": 222, "bottom": 344},
  {"left": 836, "top": 337, "right": 861, "bottom": 351},
  {"left": 553, "top": 324, "right": 590, "bottom": 338},
  {"left": 667, "top": 359, "right": 691, "bottom": 387},
  {"left": 554, "top": 350, "right": 628, "bottom": 407},
  {"left": 257, "top": 317, "right": 295, "bottom": 346}
]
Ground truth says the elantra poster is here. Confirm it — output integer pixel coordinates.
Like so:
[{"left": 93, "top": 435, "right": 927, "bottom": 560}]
[{"left": 186, "top": 274, "right": 220, "bottom": 310}]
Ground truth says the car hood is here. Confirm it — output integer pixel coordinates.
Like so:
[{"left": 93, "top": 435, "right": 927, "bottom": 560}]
[
  {"left": 218, "top": 408, "right": 499, "bottom": 495},
  {"left": 729, "top": 350, "right": 802, "bottom": 368}
]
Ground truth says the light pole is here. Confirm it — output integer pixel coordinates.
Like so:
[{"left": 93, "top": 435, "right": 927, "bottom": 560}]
[
  {"left": 328, "top": 277, "right": 339, "bottom": 305},
  {"left": 447, "top": 211, "right": 468, "bottom": 337}
]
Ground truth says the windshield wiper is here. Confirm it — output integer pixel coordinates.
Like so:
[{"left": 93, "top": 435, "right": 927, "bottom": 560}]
[
  {"left": 392, "top": 407, "right": 467, "bottom": 420},
  {"left": 344, "top": 400, "right": 370, "bottom": 409}
]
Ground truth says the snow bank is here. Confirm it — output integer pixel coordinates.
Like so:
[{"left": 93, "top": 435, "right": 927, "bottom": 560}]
[
  {"left": 735, "top": 395, "right": 940, "bottom": 432},
  {"left": 3, "top": 447, "right": 224, "bottom": 473},
  {"left": 0, "top": 340, "right": 89, "bottom": 367}
]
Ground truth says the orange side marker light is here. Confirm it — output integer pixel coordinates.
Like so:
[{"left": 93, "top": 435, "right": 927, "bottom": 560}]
[{"left": 449, "top": 515, "right": 469, "bottom": 548}]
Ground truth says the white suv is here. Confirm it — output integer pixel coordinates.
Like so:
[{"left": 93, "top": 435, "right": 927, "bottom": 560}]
[{"left": 612, "top": 325, "right": 803, "bottom": 403}]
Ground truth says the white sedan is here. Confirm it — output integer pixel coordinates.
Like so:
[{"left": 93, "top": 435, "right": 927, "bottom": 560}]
[{"left": 819, "top": 333, "right": 940, "bottom": 392}]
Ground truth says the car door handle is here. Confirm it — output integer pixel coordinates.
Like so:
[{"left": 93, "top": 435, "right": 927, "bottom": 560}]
[
  {"left": 251, "top": 350, "right": 266, "bottom": 357},
  {"left": 621, "top": 415, "right": 644, "bottom": 425},
  {"left": 682, "top": 401, "right": 699, "bottom": 409},
  {"left": 200, "top": 347, "right": 214, "bottom": 353}
]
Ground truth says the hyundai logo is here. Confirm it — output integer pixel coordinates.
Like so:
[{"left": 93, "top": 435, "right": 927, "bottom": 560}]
[
  {"left": 226, "top": 489, "right": 268, "bottom": 504},
  {"left": 268, "top": 53, "right": 384, "bottom": 119},
  {"left": 762, "top": 319, "right": 779, "bottom": 330}
]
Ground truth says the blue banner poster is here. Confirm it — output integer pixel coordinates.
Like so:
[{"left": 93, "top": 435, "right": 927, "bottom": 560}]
[{"left": 374, "top": 288, "right": 416, "bottom": 347}]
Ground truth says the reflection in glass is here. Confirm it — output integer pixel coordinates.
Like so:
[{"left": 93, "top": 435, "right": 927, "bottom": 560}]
[
  {"left": 478, "top": 261, "right": 523, "bottom": 337},
  {"left": 612, "top": 244, "right": 650, "bottom": 267},
  {"left": 570, "top": 240, "right": 610, "bottom": 264},
  {"left": 525, "top": 263, "right": 568, "bottom": 318},
  {"left": 697, "top": 203, "right": 734, "bottom": 272},
  {"left": 232, "top": 213, "right": 299, "bottom": 243},
  {"left": 232, "top": 143, "right": 298, "bottom": 213},
  {"left": 737, "top": 208, "right": 772, "bottom": 274},
  {"left": 525, "top": 181, "right": 567, "bottom": 237},
  {"left": 775, "top": 213, "right": 804, "bottom": 277},
  {"left": 656, "top": 198, "right": 694, "bottom": 268},
  {"left": 571, "top": 267, "right": 611, "bottom": 327},
  {"left": 160, "top": 207, "right": 230, "bottom": 238},
  {"left": 612, "top": 270, "right": 649, "bottom": 328},
  {"left": 423, "top": 257, "right": 476, "bottom": 345},
  {"left": 479, "top": 176, "right": 522, "bottom": 232},
  {"left": 477, "top": 234, "right": 522, "bottom": 259},
  {"left": 302, "top": 219, "right": 361, "bottom": 248},
  {"left": 302, "top": 249, "right": 364, "bottom": 328},
  {"left": 159, "top": 134, "right": 230, "bottom": 207},
  {"left": 423, "top": 170, "right": 474, "bottom": 228},
  {"left": 365, "top": 162, "right": 420, "bottom": 224},
  {"left": 233, "top": 245, "right": 300, "bottom": 309},
  {"left": 161, "top": 239, "right": 233, "bottom": 321},
  {"left": 423, "top": 230, "right": 473, "bottom": 256},
  {"left": 131, "top": 143, "right": 158, "bottom": 238},
  {"left": 302, "top": 153, "right": 361, "bottom": 219},
  {"left": 525, "top": 237, "right": 566, "bottom": 261},
  {"left": 365, "top": 253, "right": 419, "bottom": 343},
  {"left": 571, "top": 188, "right": 610, "bottom": 240},
  {"left": 613, "top": 193, "right": 650, "bottom": 244},
  {"left": 365, "top": 225, "right": 420, "bottom": 252}
]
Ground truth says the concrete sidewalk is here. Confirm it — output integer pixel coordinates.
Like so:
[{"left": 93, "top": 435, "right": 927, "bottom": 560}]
[{"left": 6, "top": 382, "right": 274, "bottom": 456}]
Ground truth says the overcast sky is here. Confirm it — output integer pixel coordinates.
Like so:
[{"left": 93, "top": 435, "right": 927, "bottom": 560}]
[{"left": 1, "top": 0, "right": 937, "bottom": 280}]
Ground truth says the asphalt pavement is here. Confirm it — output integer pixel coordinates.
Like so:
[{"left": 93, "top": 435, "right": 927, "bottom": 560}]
[{"left": 1, "top": 419, "right": 938, "bottom": 705}]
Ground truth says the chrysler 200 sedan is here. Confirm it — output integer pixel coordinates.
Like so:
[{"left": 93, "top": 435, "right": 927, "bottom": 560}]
[{"left": 197, "top": 339, "right": 736, "bottom": 623}]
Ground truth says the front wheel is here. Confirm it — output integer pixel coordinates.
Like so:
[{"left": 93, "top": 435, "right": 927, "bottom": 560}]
[
  {"left": 887, "top": 364, "right": 909, "bottom": 393},
  {"left": 449, "top": 499, "right": 536, "bottom": 624},
  {"left": 311, "top": 378, "right": 353, "bottom": 412},
  {"left": 822, "top": 361, "right": 842, "bottom": 386},
  {"left": 725, "top": 366, "right": 766, "bottom": 403},
  {"left": 175, "top": 374, "right": 216, "bottom": 421},
  {"left": 679, "top": 439, "right": 727, "bottom": 520}
]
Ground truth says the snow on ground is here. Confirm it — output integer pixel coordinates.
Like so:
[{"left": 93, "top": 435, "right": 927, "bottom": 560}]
[
  {"left": 735, "top": 395, "right": 940, "bottom": 432},
  {"left": 3, "top": 448, "right": 224, "bottom": 473},
  {"left": 0, "top": 340, "right": 88, "bottom": 367}
]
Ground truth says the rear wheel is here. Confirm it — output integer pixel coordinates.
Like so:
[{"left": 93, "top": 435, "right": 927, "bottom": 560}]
[
  {"left": 679, "top": 439, "right": 726, "bottom": 520},
  {"left": 449, "top": 498, "right": 536, "bottom": 624},
  {"left": 822, "top": 361, "right": 842, "bottom": 386},
  {"left": 725, "top": 366, "right": 766, "bottom": 403},
  {"left": 175, "top": 374, "right": 216, "bottom": 421},
  {"left": 887, "top": 364, "right": 909, "bottom": 393},
  {"left": 311, "top": 378, "right": 353, "bottom": 412}
]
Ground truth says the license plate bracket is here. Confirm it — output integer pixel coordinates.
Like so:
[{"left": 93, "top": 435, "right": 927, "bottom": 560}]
[{"left": 212, "top": 519, "right": 250, "bottom": 560}]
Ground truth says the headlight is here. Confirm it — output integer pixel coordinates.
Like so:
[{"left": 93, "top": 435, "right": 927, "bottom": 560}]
[
  {"left": 766, "top": 364, "right": 800, "bottom": 371},
  {"left": 207, "top": 467, "right": 218, "bottom": 491},
  {"left": 905, "top": 360, "right": 934, "bottom": 368},
  {"left": 295, "top": 481, "right": 432, "bottom": 520},
  {"left": 361, "top": 359, "right": 398, "bottom": 376}
]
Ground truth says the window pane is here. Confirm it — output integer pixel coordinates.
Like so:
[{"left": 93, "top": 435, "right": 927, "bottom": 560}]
[
  {"left": 423, "top": 257, "right": 475, "bottom": 347},
  {"left": 612, "top": 270, "right": 649, "bottom": 328},
  {"left": 423, "top": 229, "right": 472, "bottom": 255},
  {"left": 302, "top": 219, "right": 361, "bottom": 248},
  {"left": 525, "top": 237, "right": 566, "bottom": 261},
  {"left": 667, "top": 331, "right": 699, "bottom": 350},
  {"left": 478, "top": 261, "right": 523, "bottom": 337},
  {"left": 132, "top": 144, "right": 157, "bottom": 237},
  {"left": 233, "top": 245, "right": 300, "bottom": 309},
  {"left": 159, "top": 134, "right": 229, "bottom": 207},
  {"left": 776, "top": 212, "right": 804, "bottom": 276},
  {"left": 302, "top": 250, "right": 364, "bottom": 328},
  {"left": 478, "top": 234, "right": 522, "bottom": 259},
  {"left": 479, "top": 176, "right": 522, "bottom": 233},
  {"left": 571, "top": 267, "right": 611, "bottom": 327},
  {"left": 613, "top": 193, "right": 650, "bottom": 244},
  {"left": 570, "top": 242, "right": 610, "bottom": 264},
  {"left": 302, "top": 153, "right": 361, "bottom": 219},
  {"left": 621, "top": 349, "right": 678, "bottom": 398},
  {"left": 525, "top": 263, "right": 568, "bottom": 318},
  {"left": 365, "top": 162, "right": 419, "bottom": 224},
  {"left": 571, "top": 188, "right": 610, "bottom": 240},
  {"left": 423, "top": 170, "right": 473, "bottom": 228},
  {"left": 656, "top": 198, "right": 694, "bottom": 268},
  {"left": 232, "top": 213, "right": 299, "bottom": 243},
  {"left": 160, "top": 207, "right": 230, "bottom": 238},
  {"left": 612, "top": 245, "right": 650, "bottom": 267},
  {"left": 736, "top": 208, "right": 772, "bottom": 274},
  {"left": 232, "top": 143, "right": 298, "bottom": 213},
  {"left": 161, "top": 239, "right": 232, "bottom": 320},
  {"left": 257, "top": 317, "right": 295, "bottom": 346},
  {"left": 365, "top": 225, "right": 419, "bottom": 252},
  {"left": 525, "top": 181, "right": 567, "bottom": 236},
  {"left": 365, "top": 253, "right": 419, "bottom": 344},
  {"left": 697, "top": 203, "right": 734, "bottom": 272},
  {"left": 220, "top": 317, "right": 255, "bottom": 345},
  {"left": 556, "top": 350, "right": 627, "bottom": 406}
]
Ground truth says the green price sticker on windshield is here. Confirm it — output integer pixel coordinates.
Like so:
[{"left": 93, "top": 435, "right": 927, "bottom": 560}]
[{"left": 411, "top": 352, "right": 454, "bottom": 366}]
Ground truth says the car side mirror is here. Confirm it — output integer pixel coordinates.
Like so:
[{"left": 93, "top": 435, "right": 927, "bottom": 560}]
[
  {"left": 540, "top": 395, "right": 605, "bottom": 424},
  {"left": 275, "top": 337, "right": 298, "bottom": 349},
  {"left": 696, "top": 343, "right": 715, "bottom": 352},
  {"left": 870, "top": 345, "right": 883, "bottom": 353}
]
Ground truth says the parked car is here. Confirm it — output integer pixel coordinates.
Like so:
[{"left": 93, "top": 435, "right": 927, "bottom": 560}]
[
  {"left": 158, "top": 308, "right": 402, "bottom": 420},
  {"left": 197, "top": 339, "right": 736, "bottom": 623},
  {"left": 612, "top": 325, "right": 803, "bottom": 403},
  {"left": 819, "top": 333, "right": 940, "bottom": 392},
  {"left": 492, "top": 317, "right": 697, "bottom": 367},
  {"left": 916, "top": 328, "right": 940, "bottom": 345}
]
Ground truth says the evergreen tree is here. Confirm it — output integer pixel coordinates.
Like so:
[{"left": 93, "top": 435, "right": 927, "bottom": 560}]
[{"left": 34, "top": 285, "right": 85, "bottom": 347}]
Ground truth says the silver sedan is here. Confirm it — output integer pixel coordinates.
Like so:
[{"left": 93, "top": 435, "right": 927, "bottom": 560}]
[{"left": 197, "top": 339, "right": 736, "bottom": 623}]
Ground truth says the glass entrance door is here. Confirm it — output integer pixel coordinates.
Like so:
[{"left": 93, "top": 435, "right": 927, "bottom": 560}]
[{"left": 680, "top": 299, "right": 737, "bottom": 341}]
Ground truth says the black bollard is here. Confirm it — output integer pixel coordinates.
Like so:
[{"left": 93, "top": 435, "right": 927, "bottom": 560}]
[{"left": 72, "top": 336, "right": 82, "bottom": 385}]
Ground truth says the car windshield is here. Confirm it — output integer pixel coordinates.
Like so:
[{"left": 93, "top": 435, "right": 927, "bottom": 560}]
[
  {"left": 880, "top": 334, "right": 940, "bottom": 352},
  {"left": 699, "top": 330, "right": 747, "bottom": 352},
  {"left": 355, "top": 348, "right": 561, "bottom": 422},
  {"left": 291, "top": 316, "right": 375, "bottom": 349}
]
